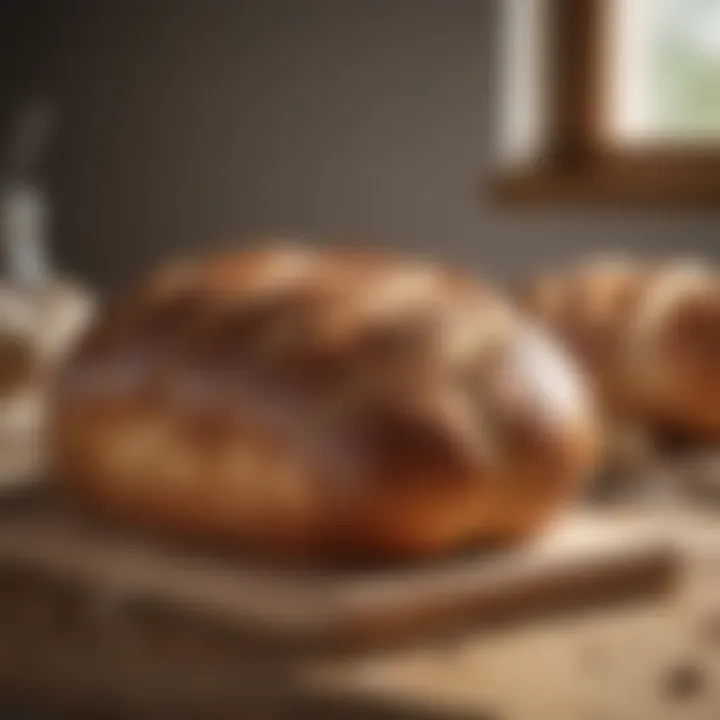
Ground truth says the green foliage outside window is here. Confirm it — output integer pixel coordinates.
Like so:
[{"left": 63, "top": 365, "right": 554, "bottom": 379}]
[{"left": 653, "top": 0, "right": 720, "bottom": 135}]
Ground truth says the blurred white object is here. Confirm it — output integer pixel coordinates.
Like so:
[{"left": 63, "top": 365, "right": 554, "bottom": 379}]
[
  {"left": 496, "top": 0, "right": 551, "bottom": 170},
  {"left": 0, "top": 99, "right": 95, "bottom": 486},
  {"left": 0, "top": 183, "right": 49, "bottom": 290}
]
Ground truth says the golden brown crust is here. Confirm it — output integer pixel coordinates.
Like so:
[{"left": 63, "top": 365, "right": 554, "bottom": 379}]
[
  {"left": 50, "top": 246, "right": 598, "bottom": 563},
  {"left": 518, "top": 256, "right": 720, "bottom": 441}
]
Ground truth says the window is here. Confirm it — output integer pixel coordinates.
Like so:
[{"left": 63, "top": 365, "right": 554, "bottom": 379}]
[
  {"left": 610, "top": 0, "right": 720, "bottom": 145},
  {"left": 494, "top": 0, "right": 720, "bottom": 205}
]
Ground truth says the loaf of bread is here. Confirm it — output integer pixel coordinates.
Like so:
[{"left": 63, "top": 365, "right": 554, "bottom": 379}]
[
  {"left": 49, "top": 247, "right": 598, "bottom": 562},
  {"left": 518, "top": 257, "right": 720, "bottom": 442}
]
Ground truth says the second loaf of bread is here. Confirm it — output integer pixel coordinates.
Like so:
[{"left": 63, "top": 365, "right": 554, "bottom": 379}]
[{"left": 519, "top": 257, "right": 720, "bottom": 441}]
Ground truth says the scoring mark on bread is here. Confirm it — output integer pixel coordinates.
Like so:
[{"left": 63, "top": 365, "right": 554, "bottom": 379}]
[
  {"left": 631, "top": 264, "right": 708, "bottom": 343},
  {"left": 98, "top": 417, "right": 176, "bottom": 483},
  {"left": 355, "top": 268, "right": 440, "bottom": 319}
]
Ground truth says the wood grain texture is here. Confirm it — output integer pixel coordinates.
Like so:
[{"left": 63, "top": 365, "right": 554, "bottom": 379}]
[
  {"left": 0, "top": 486, "right": 677, "bottom": 652},
  {"left": 0, "top": 481, "right": 716, "bottom": 718}
]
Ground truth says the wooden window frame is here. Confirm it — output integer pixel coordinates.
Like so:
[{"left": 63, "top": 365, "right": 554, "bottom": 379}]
[{"left": 491, "top": 0, "right": 720, "bottom": 207}]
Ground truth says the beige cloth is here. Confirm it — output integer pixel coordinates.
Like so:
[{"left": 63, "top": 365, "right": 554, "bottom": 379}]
[{"left": 0, "top": 278, "right": 95, "bottom": 487}]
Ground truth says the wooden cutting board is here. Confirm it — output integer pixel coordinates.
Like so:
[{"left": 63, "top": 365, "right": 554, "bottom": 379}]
[{"left": 0, "top": 485, "right": 679, "bottom": 651}]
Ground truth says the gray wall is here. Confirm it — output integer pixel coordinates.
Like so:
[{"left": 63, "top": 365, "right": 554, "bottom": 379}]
[{"left": 2, "top": 0, "right": 720, "bottom": 293}]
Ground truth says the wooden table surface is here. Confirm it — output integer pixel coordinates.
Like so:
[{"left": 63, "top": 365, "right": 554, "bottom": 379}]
[
  {"left": 0, "top": 478, "right": 717, "bottom": 719},
  {"left": 302, "top": 506, "right": 720, "bottom": 720}
]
